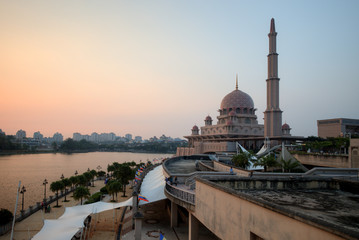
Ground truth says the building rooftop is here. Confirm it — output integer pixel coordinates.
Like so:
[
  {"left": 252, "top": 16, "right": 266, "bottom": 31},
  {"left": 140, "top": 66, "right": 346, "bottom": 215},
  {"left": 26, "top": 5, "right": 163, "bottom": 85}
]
[{"left": 200, "top": 176, "right": 359, "bottom": 239}]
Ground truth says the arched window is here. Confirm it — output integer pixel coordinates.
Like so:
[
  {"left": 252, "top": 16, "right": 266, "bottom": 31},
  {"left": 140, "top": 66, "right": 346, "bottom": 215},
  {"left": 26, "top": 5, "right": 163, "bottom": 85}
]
[
  {"left": 223, "top": 109, "right": 227, "bottom": 115},
  {"left": 245, "top": 118, "right": 251, "bottom": 124},
  {"left": 243, "top": 108, "right": 248, "bottom": 114},
  {"left": 236, "top": 108, "right": 241, "bottom": 114}
]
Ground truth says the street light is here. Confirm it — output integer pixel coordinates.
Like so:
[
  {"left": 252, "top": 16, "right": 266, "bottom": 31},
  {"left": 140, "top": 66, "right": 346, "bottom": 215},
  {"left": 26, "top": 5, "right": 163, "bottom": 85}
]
[
  {"left": 20, "top": 186, "right": 26, "bottom": 213},
  {"left": 60, "top": 174, "right": 64, "bottom": 180},
  {"left": 75, "top": 170, "right": 78, "bottom": 176},
  {"left": 43, "top": 179, "right": 48, "bottom": 202}
]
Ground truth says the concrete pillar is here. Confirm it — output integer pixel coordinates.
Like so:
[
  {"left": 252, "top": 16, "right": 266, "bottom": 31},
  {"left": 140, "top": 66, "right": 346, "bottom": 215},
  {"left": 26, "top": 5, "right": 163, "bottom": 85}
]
[
  {"left": 189, "top": 213, "right": 199, "bottom": 240},
  {"left": 170, "top": 201, "right": 178, "bottom": 227},
  {"left": 134, "top": 212, "right": 144, "bottom": 240},
  {"left": 132, "top": 191, "right": 138, "bottom": 229}
]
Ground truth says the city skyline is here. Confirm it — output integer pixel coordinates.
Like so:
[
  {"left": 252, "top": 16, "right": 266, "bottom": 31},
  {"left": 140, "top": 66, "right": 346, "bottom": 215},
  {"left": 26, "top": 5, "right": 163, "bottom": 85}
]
[{"left": 1, "top": 1, "right": 359, "bottom": 139}]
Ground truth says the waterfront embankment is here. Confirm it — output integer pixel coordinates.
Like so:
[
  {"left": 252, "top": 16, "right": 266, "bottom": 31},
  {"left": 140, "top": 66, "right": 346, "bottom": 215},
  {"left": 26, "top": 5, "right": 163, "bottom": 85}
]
[{"left": 0, "top": 179, "right": 133, "bottom": 240}]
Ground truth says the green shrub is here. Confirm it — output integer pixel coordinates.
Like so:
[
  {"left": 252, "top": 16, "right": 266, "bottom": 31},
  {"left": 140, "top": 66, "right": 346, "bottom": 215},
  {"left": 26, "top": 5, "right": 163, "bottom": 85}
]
[
  {"left": 100, "top": 186, "right": 108, "bottom": 194},
  {"left": 0, "top": 208, "right": 13, "bottom": 225},
  {"left": 84, "top": 192, "right": 103, "bottom": 204}
]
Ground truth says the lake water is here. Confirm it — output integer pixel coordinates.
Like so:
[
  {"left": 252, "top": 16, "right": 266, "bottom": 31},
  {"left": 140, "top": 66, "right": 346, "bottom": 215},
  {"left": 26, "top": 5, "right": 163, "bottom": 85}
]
[{"left": 0, "top": 152, "right": 172, "bottom": 213}]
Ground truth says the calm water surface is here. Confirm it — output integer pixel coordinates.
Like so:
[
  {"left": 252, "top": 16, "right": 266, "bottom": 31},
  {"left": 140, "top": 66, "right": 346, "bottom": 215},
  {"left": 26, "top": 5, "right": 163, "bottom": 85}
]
[{"left": 0, "top": 152, "right": 172, "bottom": 213}]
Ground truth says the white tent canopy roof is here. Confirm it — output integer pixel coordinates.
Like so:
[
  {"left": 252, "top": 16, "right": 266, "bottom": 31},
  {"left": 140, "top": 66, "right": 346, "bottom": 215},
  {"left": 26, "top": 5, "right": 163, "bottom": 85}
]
[{"left": 33, "top": 165, "right": 166, "bottom": 240}]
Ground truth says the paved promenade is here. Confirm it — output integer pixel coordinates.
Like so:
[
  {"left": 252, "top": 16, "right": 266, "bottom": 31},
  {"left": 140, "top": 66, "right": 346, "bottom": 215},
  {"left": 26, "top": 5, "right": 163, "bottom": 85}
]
[{"left": 0, "top": 180, "right": 133, "bottom": 240}]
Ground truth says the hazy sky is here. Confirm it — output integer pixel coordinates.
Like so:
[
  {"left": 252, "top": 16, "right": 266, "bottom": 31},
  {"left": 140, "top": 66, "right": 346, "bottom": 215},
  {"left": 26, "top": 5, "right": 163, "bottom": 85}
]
[{"left": 1, "top": 1, "right": 358, "bottom": 139}]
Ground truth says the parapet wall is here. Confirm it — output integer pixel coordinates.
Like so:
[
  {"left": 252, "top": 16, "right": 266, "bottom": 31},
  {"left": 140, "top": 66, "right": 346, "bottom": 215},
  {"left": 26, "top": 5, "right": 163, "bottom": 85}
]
[
  {"left": 293, "top": 153, "right": 349, "bottom": 168},
  {"left": 206, "top": 176, "right": 340, "bottom": 191},
  {"left": 213, "top": 161, "right": 250, "bottom": 177}
]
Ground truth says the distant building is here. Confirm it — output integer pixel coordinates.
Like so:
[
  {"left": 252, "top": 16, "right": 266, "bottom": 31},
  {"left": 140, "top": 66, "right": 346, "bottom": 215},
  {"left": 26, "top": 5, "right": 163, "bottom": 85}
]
[
  {"left": 0, "top": 129, "right": 5, "bottom": 135},
  {"left": 16, "top": 129, "right": 26, "bottom": 140},
  {"left": 90, "top": 132, "right": 99, "bottom": 142},
  {"left": 33, "top": 131, "right": 44, "bottom": 141},
  {"left": 317, "top": 118, "right": 359, "bottom": 138},
  {"left": 52, "top": 132, "right": 63, "bottom": 143},
  {"left": 125, "top": 134, "right": 132, "bottom": 141},
  {"left": 134, "top": 136, "right": 142, "bottom": 142}
]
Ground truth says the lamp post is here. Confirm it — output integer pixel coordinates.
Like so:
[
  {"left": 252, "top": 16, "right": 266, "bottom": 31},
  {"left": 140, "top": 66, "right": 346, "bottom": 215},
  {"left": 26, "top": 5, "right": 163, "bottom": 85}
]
[
  {"left": 75, "top": 170, "right": 78, "bottom": 176},
  {"left": 43, "top": 179, "right": 48, "bottom": 202},
  {"left": 60, "top": 174, "right": 64, "bottom": 180},
  {"left": 20, "top": 185, "right": 26, "bottom": 213}
]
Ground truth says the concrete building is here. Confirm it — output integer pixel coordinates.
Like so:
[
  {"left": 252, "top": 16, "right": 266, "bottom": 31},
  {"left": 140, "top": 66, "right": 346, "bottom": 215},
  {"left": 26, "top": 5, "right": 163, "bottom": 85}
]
[
  {"left": 16, "top": 129, "right": 26, "bottom": 140},
  {"left": 33, "top": 131, "right": 44, "bottom": 141},
  {"left": 52, "top": 132, "right": 63, "bottom": 143},
  {"left": 318, "top": 118, "right": 359, "bottom": 138},
  {"left": 163, "top": 156, "right": 359, "bottom": 240},
  {"left": 125, "top": 134, "right": 133, "bottom": 141}
]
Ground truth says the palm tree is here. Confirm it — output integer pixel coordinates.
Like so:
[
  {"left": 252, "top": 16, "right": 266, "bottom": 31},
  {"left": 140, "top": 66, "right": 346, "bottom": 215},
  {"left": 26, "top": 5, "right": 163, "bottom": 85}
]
[
  {"left": 50, "top": 181, "right": 64, "bottom": 207},
  {"left": 90, "top": 169, "right": 97, "bottom": 187},
  {"left": 61, "top": 178, "right": 71, "bottom": 202},
  {"left": 69, "top": 176, "right": 77, "bottom": 190},
  {"left": 114, "top": 164, "right": 133, "bottom": 197},
  {"left": 232, "top": 152, "right": 252, "bottom": 169},
  {"left": 83, "top": 172, "right": 92, "bottom": 188},
  {"left": 280, "top": 157, "right": 300, "bottom": 173},
  {"left": 77, "top": 175, "right": 87, "bottom": 187},
  {"left": 106, "top": 180, "right": 122, "bottom": 202},
  {"left": 73, "top": 186, "right": 90, "bottom": 205},
  {"left": 254, "top": 154, "right": 279, "bottom": 172}
]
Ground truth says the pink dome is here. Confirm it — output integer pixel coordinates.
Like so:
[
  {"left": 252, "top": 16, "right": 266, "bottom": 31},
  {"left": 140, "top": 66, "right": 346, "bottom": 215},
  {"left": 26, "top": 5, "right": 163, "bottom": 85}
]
[
  {"left": 282, "top": 123, "right": 290, "bottom": 129},
  {"left": 205, "top": 115, "right": 212, "bottom": 121},
  {"left": 192, "top": 125, "right": 199, "bottom": 130},
  {"left": 220, "top": 89, "right": 254, "bottom": 110}
]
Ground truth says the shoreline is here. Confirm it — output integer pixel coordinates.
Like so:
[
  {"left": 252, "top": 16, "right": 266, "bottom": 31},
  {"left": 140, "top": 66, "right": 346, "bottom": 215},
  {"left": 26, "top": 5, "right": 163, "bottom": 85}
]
[{"left": 0, "top": 150, "right": 175, "bottom": 156}]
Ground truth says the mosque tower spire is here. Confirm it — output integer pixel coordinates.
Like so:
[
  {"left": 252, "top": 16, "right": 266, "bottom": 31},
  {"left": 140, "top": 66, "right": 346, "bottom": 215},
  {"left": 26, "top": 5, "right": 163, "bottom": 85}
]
[
  {"left": 264, "top": 18, "right": 282, "bottom": 138},
  {"left": 236, "top": 73, "right": 238, "bottom": 90}
]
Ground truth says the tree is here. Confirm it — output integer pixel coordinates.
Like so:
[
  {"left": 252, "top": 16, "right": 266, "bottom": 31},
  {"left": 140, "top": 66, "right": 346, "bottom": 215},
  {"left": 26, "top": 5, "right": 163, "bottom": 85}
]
[
  {"left": 254, "top": 154, "right": 278, "bottom": 172},
  {"left": 280, "top": 158, "right": 300, "bottom": 173},
  {"left": 76, "top": 175, "right": 87, "bottom": 187},
  {"left": 50, "top": 181, "right": 64, "bottom": 207},
  {"left": 97, "top": 170, "right": 106, "bottom": 178},
  {"left": 61, "top": 178, "right": 71, "bottom": 202},
  {"left": 83, "top": 172, "right": 92, "bottom": 188},
  {"left": 69, "top": 176, "right": 78, "bottom": 190},
  {"left": 90, "top": 169, "right": 97, "bottom": 187},
  {"left": 114, "top": 164, "right": 133, "bottom": 197},
  {"left": 232, "top": 152, "right": 252, "bottom": 169},
  {"left": 73, "top": 186, "right": 90, "bottom": 205},
  {"left": 106, "top": 180, "right": 122, "bottom": 202}
]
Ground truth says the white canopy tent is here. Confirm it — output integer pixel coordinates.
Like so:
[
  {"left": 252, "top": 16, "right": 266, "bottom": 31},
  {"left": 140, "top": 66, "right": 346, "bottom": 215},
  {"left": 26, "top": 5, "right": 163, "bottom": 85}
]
[{"left": 33, "top": 165, "right": 167, "bottom": 240}]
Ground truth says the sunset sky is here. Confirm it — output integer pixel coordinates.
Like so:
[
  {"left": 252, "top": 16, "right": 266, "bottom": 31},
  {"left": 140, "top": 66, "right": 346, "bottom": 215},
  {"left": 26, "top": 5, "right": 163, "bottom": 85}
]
[{"left": 1, "top": 1, "right": 358, "bottom": 139}]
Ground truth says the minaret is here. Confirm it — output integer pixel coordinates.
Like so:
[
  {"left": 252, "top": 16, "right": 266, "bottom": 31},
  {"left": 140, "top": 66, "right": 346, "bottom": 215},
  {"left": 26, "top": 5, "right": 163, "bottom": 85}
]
[{"left": 264, "top": 18, "right": 282, "bottom": 138}]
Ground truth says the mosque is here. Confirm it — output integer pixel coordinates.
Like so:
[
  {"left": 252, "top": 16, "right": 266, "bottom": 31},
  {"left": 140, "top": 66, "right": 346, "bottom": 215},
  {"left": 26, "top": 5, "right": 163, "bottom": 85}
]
[{"left": 177, "top": 19, "right": 299, "bottom": 156}]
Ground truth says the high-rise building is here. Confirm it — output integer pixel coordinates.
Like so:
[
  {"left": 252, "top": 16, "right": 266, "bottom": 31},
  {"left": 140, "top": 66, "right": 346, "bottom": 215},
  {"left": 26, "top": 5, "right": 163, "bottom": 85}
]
[
  {"left": 125, "top": 134, "right": 132, "bottom": 141},
  {"left": 264, "top": 18, "right": 282, "bottom": 138},
  {"left": 33, "top": 131, "right": 44, "bottom": 141},
  {"left": 16, "top": 129, "right": 26, "bottom": 140},
  {"left": 52, "top": 132, "right": 63, "bottom": 142}
]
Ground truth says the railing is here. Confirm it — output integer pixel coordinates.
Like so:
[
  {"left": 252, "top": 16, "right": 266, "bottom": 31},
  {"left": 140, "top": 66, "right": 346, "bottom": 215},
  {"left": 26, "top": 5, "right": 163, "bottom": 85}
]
[{"left": 165, "top": 183, "right": 195, "bottom": 205}]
